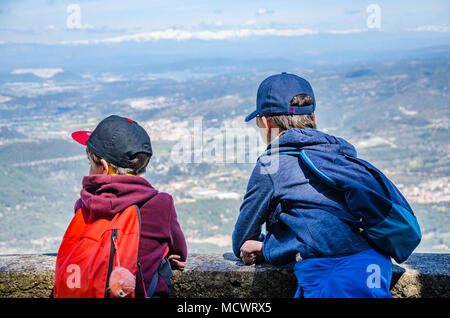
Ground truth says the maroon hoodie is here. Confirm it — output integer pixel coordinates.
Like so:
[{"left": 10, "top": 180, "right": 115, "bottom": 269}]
[{"left": 74, "top": 174, "right": 187, "bottom": 298}]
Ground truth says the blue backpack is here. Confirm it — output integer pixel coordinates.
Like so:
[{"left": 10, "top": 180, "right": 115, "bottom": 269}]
[{"left": 280, "top": 149, "right": 422, "bottom": 264}]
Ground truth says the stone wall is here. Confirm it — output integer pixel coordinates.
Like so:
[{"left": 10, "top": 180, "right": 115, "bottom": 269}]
[{"left": 0, "top": 253, "right": 449, "bottom": 298}]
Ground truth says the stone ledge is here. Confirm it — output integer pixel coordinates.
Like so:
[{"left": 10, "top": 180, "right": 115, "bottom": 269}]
[{"left": 0, "top": 253, "right": 449, "bottom": 298}]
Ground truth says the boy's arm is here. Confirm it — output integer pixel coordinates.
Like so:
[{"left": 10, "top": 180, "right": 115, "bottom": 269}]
[
  {"left": 167, "top": 195, "right": 188, "bottom": 266},
  {"left": 232, "top": 163, "right": 274, "bottom": 260}
]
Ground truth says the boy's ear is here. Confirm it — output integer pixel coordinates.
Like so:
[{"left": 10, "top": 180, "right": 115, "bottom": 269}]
[
  {"left": 261, "top": 116, "right": 273, "bottom": 129},
  {"left": 100, "top": 159, "right": 110, "bottom": 174}
]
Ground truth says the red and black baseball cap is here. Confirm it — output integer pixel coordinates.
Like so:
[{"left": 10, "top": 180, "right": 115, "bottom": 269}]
[{"left": 72, "top": 115, "right": 152, "bottom": 168}]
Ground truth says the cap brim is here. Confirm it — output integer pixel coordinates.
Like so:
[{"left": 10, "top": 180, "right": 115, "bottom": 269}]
[
  {"left": 245, "top": 110, "right": 259, "bottom": 122},
  {"left": 71, "top": 131, "right": 92, "bottom": 146}
]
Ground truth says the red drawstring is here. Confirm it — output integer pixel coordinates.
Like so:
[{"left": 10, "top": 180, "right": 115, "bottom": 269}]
[
  {"left": 114, "top": 236, "right": 148, "bottom": 298},
  {"left": 162, "top": 246, "right": 169, "bottom": 260},
  {"left": 142, "top": 277, "right": 148, "bottom": 298},
  {"left": 112, "top": 237, "right": 121, "bottom": 268},
  {"left": 139, "top": 245, "right": 170, "bottom": 298}
]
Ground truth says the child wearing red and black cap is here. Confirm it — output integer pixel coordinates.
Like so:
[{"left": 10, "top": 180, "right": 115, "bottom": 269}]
[{"left": 54, "top": 115, "right": 187, "bottom": 298}]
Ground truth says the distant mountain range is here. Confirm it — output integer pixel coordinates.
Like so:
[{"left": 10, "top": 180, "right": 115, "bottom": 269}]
[
  {"left": 1, "top": 30, "right": 449, "bottom": 73},
  {"left": 0, "top": 40, "right": 448, "bottom": 254}
]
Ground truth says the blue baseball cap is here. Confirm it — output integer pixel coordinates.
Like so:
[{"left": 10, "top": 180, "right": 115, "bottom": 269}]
[{"left": 245, "top": 72, "right": 316, "bottom": 122}]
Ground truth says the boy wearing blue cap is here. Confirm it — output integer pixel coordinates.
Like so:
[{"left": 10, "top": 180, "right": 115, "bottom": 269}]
[{"left": 232, "top": 72, "right": 396, "bottom": 298}]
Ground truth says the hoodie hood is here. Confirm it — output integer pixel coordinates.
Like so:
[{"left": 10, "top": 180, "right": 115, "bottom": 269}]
[
  {"left": 80, "top": 174, "right": 158, "bottom": 218},
  {"left": 263, "top": 128, "right": 357, "bottom": 157}
]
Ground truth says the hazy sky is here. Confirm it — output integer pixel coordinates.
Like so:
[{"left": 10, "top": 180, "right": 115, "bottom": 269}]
[{"left": 0, "top": 0, "right": 449, "bottom": 44}]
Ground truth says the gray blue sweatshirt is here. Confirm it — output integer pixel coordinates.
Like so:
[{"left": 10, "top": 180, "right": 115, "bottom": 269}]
[{"left": 232, "top": 128, "right": 371, "bottom": 265}]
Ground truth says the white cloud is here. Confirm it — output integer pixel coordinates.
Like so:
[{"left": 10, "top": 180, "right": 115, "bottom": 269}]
[
  {"left": 61, "top": 27, "right": 318, "bottom": 44},
  {"left": 409, "top": 25, "right": 449, "bottom": 32},
  {"left": 11, "top": 68, "right": 64, "bottom": 78},
  {"left": 44, "top": 25, "right": 58, "bottom": 31},
  {"left": 55, "top": 24, "right": 374, "bottom": 45},
  {"left": 398, "top": 105, "right": 417, "bottom": 116},
  {"left": 256, "top": 8, "right": 274, "bottom": 15},
  {"left": 0, "top": 95, "right": 12, "bottom": 103},
  {"left": 60, "top": 39, "right": 90, "bottom": 45},
  {"left": 326, "top": 29, "right": 366, "bottom": 35},
  {"left": 78, "top": 23, "right": 94, "bottom": 30}
]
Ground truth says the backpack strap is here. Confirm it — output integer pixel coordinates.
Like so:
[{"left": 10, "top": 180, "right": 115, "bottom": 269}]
[
  {"left": 141, "top": 246, "right": 174, "bottom": 298},
  {"left": 280, "top": 150, "right": 337, "bottom": 188},
  {"left": 279, "top": 150, "right": 361, "bottom": 226},
  {"left": 149, "top": 257, "right": 174, "bottom": 297},
  {"left": 146, "top": 268, "right": 160, "bottom": 298}
]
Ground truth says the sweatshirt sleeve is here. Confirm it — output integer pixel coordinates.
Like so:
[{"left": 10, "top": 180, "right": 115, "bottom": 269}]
[
  {"left": 167, "top": 196, "right": 188, "bottom": 262},
  {"left": 232, "top": 161, "right": 274, "bottom": 259},
  {"left": 74, "top": 198, "right": 82, "bottom": 213}
]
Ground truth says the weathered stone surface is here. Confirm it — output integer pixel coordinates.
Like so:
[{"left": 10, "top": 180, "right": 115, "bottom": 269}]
[
  {"left": 172, "top": 253, "right": 297, "bottom": 298},
  {"left": 390, "top": 253, "right": 450, "bottom": 298},
  {"left": 0, "top": 254, "right": 56, "bottom": 298},
  {"left": 0, "top": 252, "right": 449, "bottom": 298}
]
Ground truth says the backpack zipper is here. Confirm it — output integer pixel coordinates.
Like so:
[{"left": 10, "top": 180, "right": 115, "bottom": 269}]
[{"left": 104, "top": 229, "right": 118, "bottom": 298}]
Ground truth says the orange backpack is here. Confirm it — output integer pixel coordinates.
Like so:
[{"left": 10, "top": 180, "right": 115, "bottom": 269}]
[{"left": 54, "top": 204, "right": 142, "bottom": 298}]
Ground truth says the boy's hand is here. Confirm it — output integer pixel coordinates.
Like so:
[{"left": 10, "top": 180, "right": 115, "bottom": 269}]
[
  {"left": 168, "top": 254, "right": 186, "bottom": 270},
  {"left": 240, "top": 240, "right": 264, "bottom": 265}
]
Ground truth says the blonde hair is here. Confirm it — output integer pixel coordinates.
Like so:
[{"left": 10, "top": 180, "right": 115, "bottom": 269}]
[
  {"left": 266, "top": 113, "right": 316, "bottom": 131},
  {"left": 86, "top": 147, "right": 150, "bottom": 175}
]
